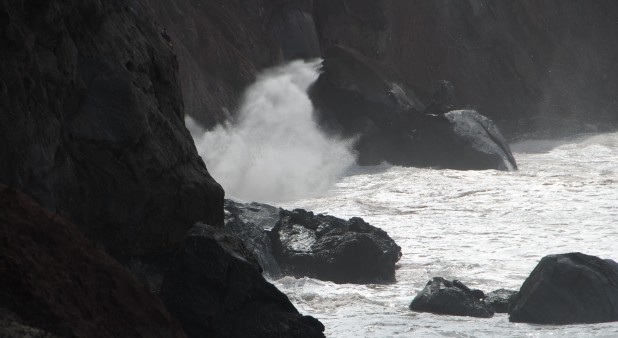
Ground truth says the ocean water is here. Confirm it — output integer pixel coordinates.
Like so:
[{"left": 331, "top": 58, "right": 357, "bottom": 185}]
[
  {"left": 192, "top": 60, "right": 618, "bottom": 337},
  {"left": 271, "top": 132, "right": 618, "bottom": 337}
]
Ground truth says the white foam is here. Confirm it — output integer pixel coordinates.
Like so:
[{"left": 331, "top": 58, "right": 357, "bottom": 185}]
[{"left": 189, "top": 60, "right": 356, "bottom": 202}]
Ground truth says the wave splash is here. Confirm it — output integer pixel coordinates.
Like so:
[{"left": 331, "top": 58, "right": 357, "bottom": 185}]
[{"left": 190, "top": 60, "right": 356, "bottom": 202}]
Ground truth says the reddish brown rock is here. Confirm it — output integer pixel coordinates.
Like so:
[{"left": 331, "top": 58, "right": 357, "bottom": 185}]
[{"left": 0, "top": 185, "right": 186, "bottom": 338}]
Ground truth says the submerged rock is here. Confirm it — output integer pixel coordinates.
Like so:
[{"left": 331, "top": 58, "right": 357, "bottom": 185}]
[
  {"left": 224, "top": 199, "right": 283, "bottom": 279},
  {"left": 409, "top": 277, "right": 494, "bottom": 318},
  {"left": 485, "top": 289, "right": 517, "bottom": 314},
  {"left": 509, "top": 252, "right": 618, "bottom": 324},
  {"left": 0, "top": 186, "right": 185, "bottom": 338},
  {"left": 161, "top": 223, "right": 325, "bottom": 338},
  {"left": 270, "top": 209, "right": 401, "bottom": 284}
]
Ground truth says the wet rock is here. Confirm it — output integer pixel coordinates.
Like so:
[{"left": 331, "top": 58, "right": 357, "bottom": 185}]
[
  {"left": 416, "top": 110, "right": 518, "bottom": 170},
  {"left": 0, "top": 186, "right": 185, "bottom": 338},
  {"left": 409, "top": 277, "right": 494, "bottom": 318},
  {"left": 270, "top": 209, "right": 401, "bottom": 284},
  {"left": 224, "top": 199, "right": 283, "bottom": 279},
  {"left": 161, "top": 223, "right": 325, "bottom": 338},
  {"left": 509, "top": 252, "right": 618, "bottom": 324},
  {"left": 485, "top": 289, "right": 517, "bottom": 313}
]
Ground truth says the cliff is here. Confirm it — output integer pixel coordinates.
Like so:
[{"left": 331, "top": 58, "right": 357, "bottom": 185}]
[{"left": 0, "top": 0, "right": 224, "bottom": 260}]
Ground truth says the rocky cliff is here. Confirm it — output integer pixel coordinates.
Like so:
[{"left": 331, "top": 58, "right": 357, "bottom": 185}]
[
  {"left": 0, "top": 0, "right": 224, "bottom": 260},
  {"left": 315, "top": 0, "right": 618, "bottom": 138},
  {"left": 151, "top": 0, "right": 618, "bottom": 138}
]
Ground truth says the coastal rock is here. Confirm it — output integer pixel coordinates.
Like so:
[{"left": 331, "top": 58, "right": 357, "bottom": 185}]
[
  {"left": 485, "top": 289, "right": 517, "bottom": 314},
  {"left": 509, "top": 252, "right": 618, "bottom": 324},
  {"left": 270, "top": 209, "right": 401, "bottom": 284},
  {"left": 310, "top": 45, "right": 425, "bottom": 166},
  {"left": 314, "top": 0, "right": 618, "bottom": 137},
  {"left": 409, "top": 277, "right": 494, "bottom": 318},
  {"left": 224, "top": 199, "right": 283, "bottom": 279},
  {"left": 0, "top": 0, "right": 224, "bottom": 259},
  {"left": 416, "top": 110, "right": 518, "bottom": 170},
  {"left": 0, "top": 186, "right": 185, "bottom": 338},
  {"left": 160, "top": 223, "right": 325, "bottom": 338},
  {"left": 311, "top": 46, "right": 516, "bottom": 170}
]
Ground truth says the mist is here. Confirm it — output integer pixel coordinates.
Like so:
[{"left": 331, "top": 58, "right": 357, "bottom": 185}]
[{"left": 189, "top": 60, "right": 356, "bottom": 202}]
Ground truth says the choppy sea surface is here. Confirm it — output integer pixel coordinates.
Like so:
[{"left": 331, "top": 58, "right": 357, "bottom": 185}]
[{"left": 272, "top": 132, "right": 618, "bottom": 337}]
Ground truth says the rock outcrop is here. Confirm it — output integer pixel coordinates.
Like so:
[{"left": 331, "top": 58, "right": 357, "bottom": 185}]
[
  {"left": 161, "top": 223, "right": 325, "bottom": 338},
  {"left": 509, "top": 253, "right": 618, "bottom": 324},
  {"left": 0, "top": 185, "right": 185, "bottom": 338},
  {"left": 409, "top": 277, "right": 494, "bottom": 318},
  {"left": 270, "top": 209, "right": 401, "bottom": 284},
  {"left": 417, "top": 110, "right": 517, "bottom": 170},
  {"left": 314, "top": 0, "right": 618, "bottom": 137},
  {"left": 311, "top": 46, "right": 517, "bottom": 170},
  {"left": 224, "top": 199, "right": 283, "bottom": 279},
  {"left": 0, "top": 0, "right": 224, "bottom": 260}
]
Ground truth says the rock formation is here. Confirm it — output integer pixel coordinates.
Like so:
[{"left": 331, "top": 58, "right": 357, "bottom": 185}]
[
  {"left": 161, "top": 223, "right": 325, "bottom": 338},
  {"left": 509, "top": 252, "right": 618, "bottom": 324},
  {"left": 0, "top": 0, "right": 224, "bottom": 260},
  {"left": 0, "top": 185, "right": 185, "bottom": 338},
  {"left": 409, "top": 277, "right": 494, "bottom": 318},
  {"left": 270, "top": 209, "right": 402, "bottom": 284}
]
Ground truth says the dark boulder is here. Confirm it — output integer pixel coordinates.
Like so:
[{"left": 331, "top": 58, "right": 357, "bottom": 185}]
[
  {"left": 0, "top": 186, "right": 185, "bottom": 338},
  {"left": 509, "top": 252, "right": 618, "bottom": 324},
  {"left": 224, "top": 199, "right": 283, "bottom": 279},
  {"left": 270, "top": 209, "right": 401, "bottom": 284},
  {"left": 485, "top": 289, "right": 517, "bottom": 314},
  {"left": 160, "top": 223, "right": 324, "bottom": 338},
  {"left": 416, "top": 110, "right": 518, "bottom": 170},
  {"left": 409, "top": 277, "right": 494, "bottom": 318}
]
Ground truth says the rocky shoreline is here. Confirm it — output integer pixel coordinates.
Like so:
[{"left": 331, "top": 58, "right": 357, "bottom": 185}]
[{"left": 2, "top": 0, "right": 618, "bottom": 337}]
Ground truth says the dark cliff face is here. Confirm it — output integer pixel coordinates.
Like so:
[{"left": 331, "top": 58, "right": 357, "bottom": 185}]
[
  {"left": 315, "top": 0, "right": 618, "bottom": 137},
  {"left": 0, "top": 0, "right": 224, "bottom": 259},
  {"left": 148, "top": 0, "right": 320, "bottom": 128},
  {"left": 0, "top": 185, "right": 186, "bottom": 338}
]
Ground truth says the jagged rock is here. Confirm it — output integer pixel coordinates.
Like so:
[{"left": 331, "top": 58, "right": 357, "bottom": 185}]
[
  {"left": 485, "top": 289, "right": 517, "bottom": 313},
  {"left": 416, "top": 110, "right": 518, "bottom": 170},
  {"left": 0, "top": 186, "right": 185, "bottom": 338},
  {"left": 509, "top": 252, "right": 618, "bottom": 324},
  {"left": 161, "top": 223, "right": 324, "bottom": 338},
  {"left": 270, "top": 209, "right": 401, "bottom": 284},
  {"left": 224, "top": 199, "right": 283, "bottom": 279},
  {"left": 409, "top": 277, "right": 494, "bottom": 318},
  {"left": 0, "top": 0, "right": 223, "bottom": 260}
]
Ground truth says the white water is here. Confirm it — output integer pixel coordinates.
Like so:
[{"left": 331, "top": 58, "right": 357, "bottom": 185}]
[
  {"left": 270, "top": 132, "right": 618, "bottom": 337},
  {"left": 190, "top": 60, "right": 355, "bottom": 202}
]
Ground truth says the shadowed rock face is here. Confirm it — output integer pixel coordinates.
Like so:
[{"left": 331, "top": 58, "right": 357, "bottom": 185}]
[
  {"left": 270, "top": 209, "right": 402, "bottom": 284},
  {"left": 0, "top": 0, "right": 224, "bottom": 259},
  {"left": 509, "top": 253, "right": 618, "bottom": 324},
  {"left": 314, "top": 0, "right": 618, "bottom": 138},
  {"left": 161, "top": 223, "right": 325, "bottom": 338},
  {"left": 148, "top": 0, "right": 320, "bottom": 128},
  {"left": 0, "top": 185, "right": 186, "bottom": 338}
]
